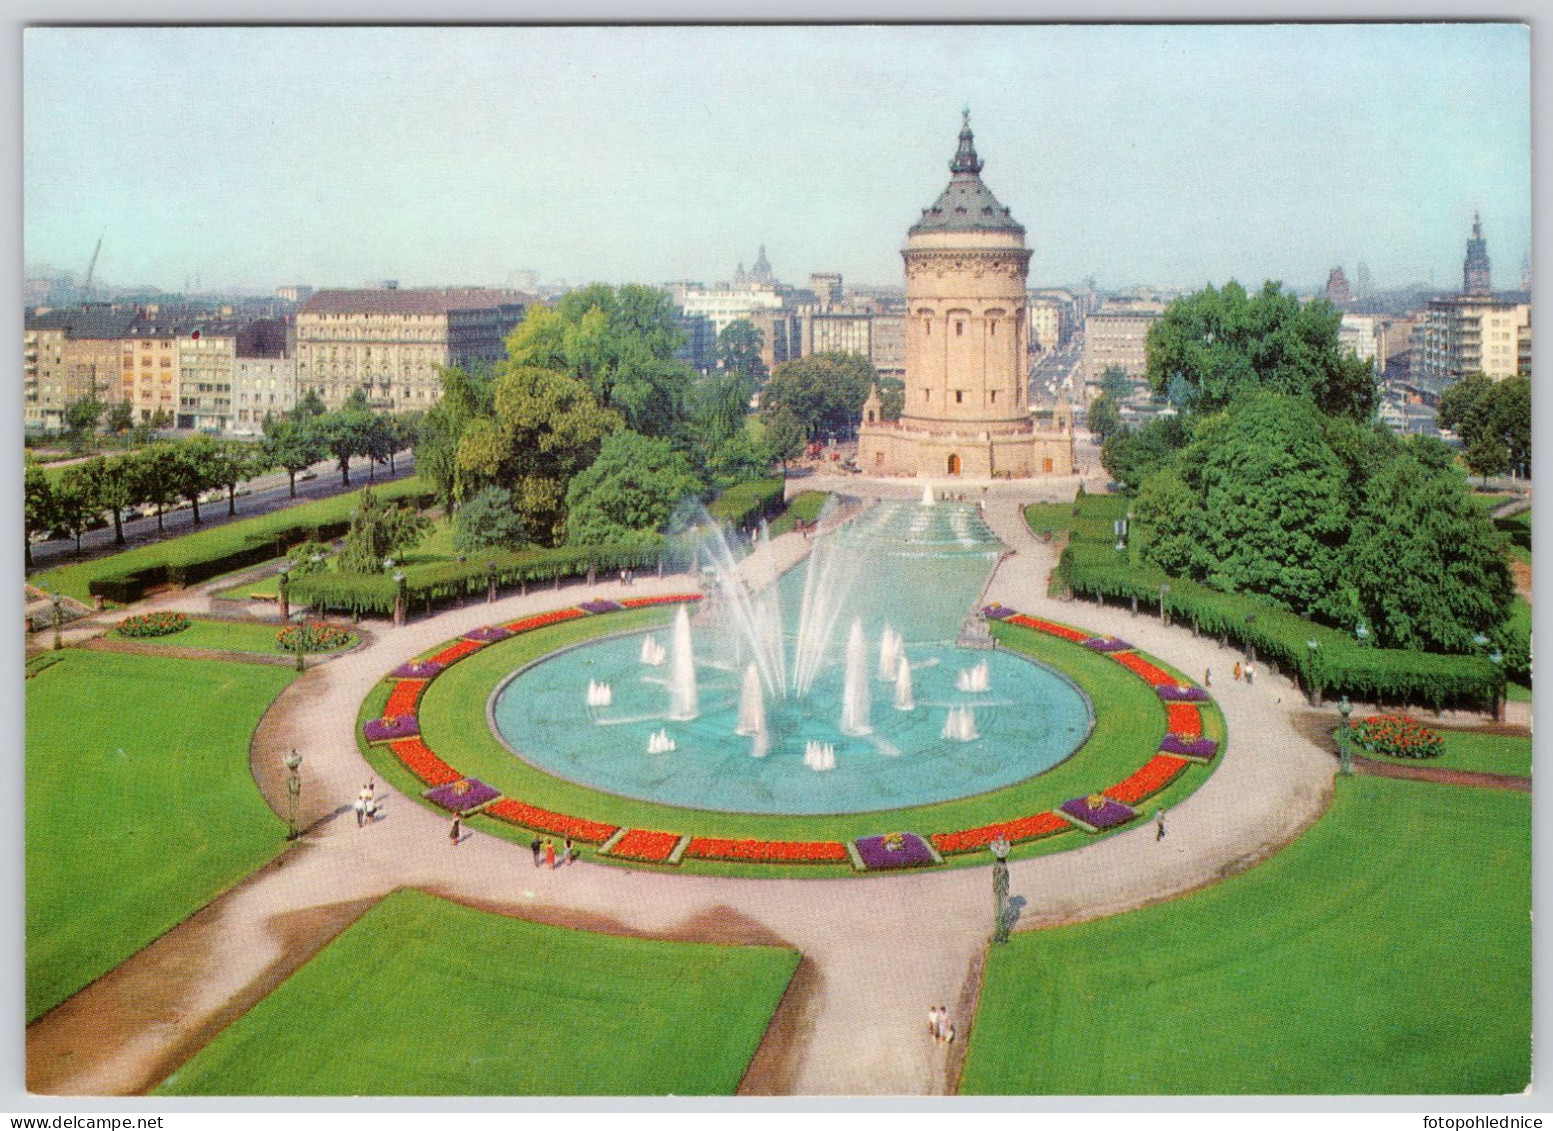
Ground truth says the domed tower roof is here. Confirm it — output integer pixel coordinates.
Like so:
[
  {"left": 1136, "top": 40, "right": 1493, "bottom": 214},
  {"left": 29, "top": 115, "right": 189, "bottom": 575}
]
[{"left": 909, "top": 111, "right": 1024, "bottom": 237}]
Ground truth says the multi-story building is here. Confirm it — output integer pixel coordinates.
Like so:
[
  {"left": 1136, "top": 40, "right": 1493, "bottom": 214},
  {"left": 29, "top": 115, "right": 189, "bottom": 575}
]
[
  {"left": 1326, "top": 267, "right": 1351, "bottom": 309},
  {"left": 1418, "top": 295, "right": 1531, "bottom": 398},
  {"left": 1027, "top": 290, "right": 1074, "bottom": 352},
  {"left": 869, "top": 312, "right": 906, "bottom": 380},
  {"left": 23, "top": 307, "right": 137, "bottom": 427},
  {"left": 233, "top": 355, "right": 298, "bottom": 431},
  {"left": 1079, "top": 301, "right": 1164, "bottom": 393},
  {"left": 121, "top": 327, "right": 181, "bottom": 423},
  {"left": 177, "top": 329, "right": 240, "bottom": 432},
  {"left": 803, "top": 310, "right": 872, "bottom": 358},
  {"left": 293, "top": 287, "right": 526, "bottom": 411},
  {"left": 275, "top": 285, "right": 314, "bottom": 304},
  {"left": 1338, "top": 313, "right": 1381, "bottom": 370}
]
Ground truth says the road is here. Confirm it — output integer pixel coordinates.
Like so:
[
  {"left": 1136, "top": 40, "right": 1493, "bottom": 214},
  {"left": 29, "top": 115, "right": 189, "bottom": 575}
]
[{"left": 26, "top": 451, "right": 420, "bottom": 577}]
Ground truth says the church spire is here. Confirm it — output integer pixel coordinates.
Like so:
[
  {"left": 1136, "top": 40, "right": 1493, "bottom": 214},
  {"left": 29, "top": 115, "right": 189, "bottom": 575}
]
[{"left": 949, "top": 108, "right": 984, "bottom": 176}]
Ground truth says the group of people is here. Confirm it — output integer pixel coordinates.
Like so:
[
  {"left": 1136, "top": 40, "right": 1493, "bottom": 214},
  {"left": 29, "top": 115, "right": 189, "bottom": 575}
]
[
  {"left": 530, "top": 835, "right": 576, "bottom": 868},
  {"left": 354, "top": 780, "right": 378, "bottom": 827},
  {"left": 927, "top": 1005, "right": 956, "bottom": 1045},
  {"left": 1232, "top": 660, "right": 1256, "bottom": 685}
]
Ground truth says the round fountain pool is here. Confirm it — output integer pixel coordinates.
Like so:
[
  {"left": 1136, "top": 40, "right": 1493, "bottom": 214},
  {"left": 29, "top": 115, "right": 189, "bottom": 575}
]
[{"left": 488, "top": 499, "right": 1095, "bottom": 816}]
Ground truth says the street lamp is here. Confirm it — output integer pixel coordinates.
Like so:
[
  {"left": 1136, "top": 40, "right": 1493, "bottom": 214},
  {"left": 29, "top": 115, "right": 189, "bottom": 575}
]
[
  {"left": 990, "top": 835, "right": 1012, "bottom": 944},
  {"left": 277, "top": 562, "right": 291, "bottom": 624},
  {"left": 392, "top": 569, "right": 408, "bottom": 627},
  {"left": 1158, "top": 583, "right": 1171, "bottom": 625},
  {"left": 48, "top": 589, "right": 63, "bottom": 652},
  {"left": 1354, "top": 622, "right": 1369, "bottom": 645},
  {"left": 284, "top": 748, "right": 303, "bottom": 839},
  {"left": 1306, "top": 638, "right": 1321, "bottom": 703},
  {"left": 1337, "top": 695, "right": 1353, "bottom": 775}
]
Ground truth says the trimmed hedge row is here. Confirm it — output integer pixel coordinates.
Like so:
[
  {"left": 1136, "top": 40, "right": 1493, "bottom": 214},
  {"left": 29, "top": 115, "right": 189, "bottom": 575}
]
[
  {"left": 1055, "top": 509, "right": 1505, "bottom": 713},
  {"left": 291, "top": 543, "right": 693, "bottom": 618},
  {"left": 705, "top": 477, "right": 786, "bottom": 529}
]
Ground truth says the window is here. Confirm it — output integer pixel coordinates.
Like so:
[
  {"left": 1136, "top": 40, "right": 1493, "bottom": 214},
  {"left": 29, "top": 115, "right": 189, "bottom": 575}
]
[
  {"left": 955, "top": 390, "right": 963, "bottom": 404},
  {"left": 990, "top": 390, "right": 997, "bottom": 404},
  {"left": 956, "top": 322, "right": 964, "bottom": 336},
  {"left": 924, "top": 389, "right": 931, "bottom": 401}
]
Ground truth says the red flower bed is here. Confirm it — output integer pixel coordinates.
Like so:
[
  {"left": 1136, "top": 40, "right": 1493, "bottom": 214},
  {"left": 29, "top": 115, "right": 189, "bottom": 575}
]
[
  {"left": 1352, "top": 713, "right": 1445, "bottom": 759},
  {"left": 503, "top": 608, "right": 586, "bottom": 634},
  {"left": 619, "top": 594, "right": 703, "bottom": 608},
  {"left": 1104, "top": 754, "right": 1190, "bottom": 806},
  {"left": 389, "top": 738, "right": 462, "bottom": 787},
  {"left": 384, "top": 680, "right": 423, "bottom": 719},
  {"left": 685, "top": 837, "right": 849, "bottom": 864},
  {"left": 429, "top": 639, "right": 486, "bottom": 666},
  {"left": 609, "top": 828, "right": 681, "bottom": 862},
  {"left": 1004, "top": 614, "right": 1090, "bottom": 643},
  {"left": 1113, "top": 651, "right": 1179, "bottom": 686},
  {"left": 484, "top": 798, "right": 618, "bottom": 843},
  {"left": 1165, "top": 702, "right": 1203, "bottom": 737},
  {"left": 932, "top": 810, "right": 1070, "bottom": 855}
]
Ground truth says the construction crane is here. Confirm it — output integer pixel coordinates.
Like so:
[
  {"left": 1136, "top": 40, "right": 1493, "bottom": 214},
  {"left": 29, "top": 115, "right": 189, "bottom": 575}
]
[{"left": 79, "top": 237, "right": 102, "bottom": 304}]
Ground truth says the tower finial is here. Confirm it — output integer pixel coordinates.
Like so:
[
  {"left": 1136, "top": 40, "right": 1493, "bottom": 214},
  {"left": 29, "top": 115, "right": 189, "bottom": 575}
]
[{"left": 950, "top": 110, "right": 983, "bottom": 176}]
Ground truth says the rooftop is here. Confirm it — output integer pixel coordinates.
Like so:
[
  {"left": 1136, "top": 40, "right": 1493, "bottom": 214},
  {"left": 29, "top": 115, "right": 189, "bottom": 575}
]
[
  {"left": 300, "top": 287, "right": 529, "bottom": 316},
  {"left": 908, "top": 113, "right": 1023, "bottom": 237}
]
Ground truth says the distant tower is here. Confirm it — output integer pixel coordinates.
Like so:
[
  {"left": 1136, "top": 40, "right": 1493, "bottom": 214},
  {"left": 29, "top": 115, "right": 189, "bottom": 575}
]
[
  {"left": 1463, "top": 212, "right": 1492, "bottom": 296},
  {"left": 1325, "top": 267, "right": 1351, "bottom": 308},
  {"left": 750, "top": 245, "right": 775, "bottom": 286},
  {"left": 1520, "top": 249, "right": 1532, "bottom": 294},
  {"left": 734, "top": 261, "right": 748, "bottom": 288},
  {"left": 1355, "top": 262, "right": 1373, "bottom": 305}
]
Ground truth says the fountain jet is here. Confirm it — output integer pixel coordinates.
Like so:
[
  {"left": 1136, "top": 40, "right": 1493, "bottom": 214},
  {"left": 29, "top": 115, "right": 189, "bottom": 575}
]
[
  {"left": 840, "top": 617, "right": 872, "bottom": 736},
  {"left": 956, "top": 660, "right": 991, "bottom": 694},
  {"left": 736, "top": 663, "right": 769, "bottom": 757},
  {"left": 668, "top": 604, "right": 699, "bottom": 720},
  {"left": 894, "top": 654, "right": 915, "bottom": 711},
  {"left": 639, "top": 635, "right": 666, "bottom": 666},
  {"left": 878, "top": 625, "right": 902, "bottom": 681},
  {"left": 942, "top": 706, "right": 979, "bottom": 742}
]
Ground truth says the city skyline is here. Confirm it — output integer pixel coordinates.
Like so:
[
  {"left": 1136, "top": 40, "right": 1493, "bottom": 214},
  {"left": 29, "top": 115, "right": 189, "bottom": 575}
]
[{"left": 24, "top": 24, "right": 1531, "bottom": 296}]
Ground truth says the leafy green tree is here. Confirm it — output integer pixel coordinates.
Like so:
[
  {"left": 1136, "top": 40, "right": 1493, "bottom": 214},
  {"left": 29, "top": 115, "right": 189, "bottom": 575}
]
[
  {"left": 63, "top": 395, "right": 105, "bottom": 438},
  {"left": 172, "top": 435, "right": 225, "bottom": 526},
  {"left": 415, "top": 366, "right": 497, "bottom": 512},
  {"left": 1438, "top": 372, "right": 1531, "bottom": 481},
  {"left": 1145, "top": 280, "right": 1378, "bottom": 421},
  {"left": 104, "top": 402, "right": 135, "bottom": 435},
  {"left": 1131, "top": 467, "right": 1205, "bottom": 577},
  {"left": 1099, "top": 414, "right": 1187, "bottom": 493},
  {"left": 760, "top": 352, "right": 876, "bottom": 441},
  {"left": 128, "top": 443, "right": 184, "bottom": 535},
  {"left": 209, "top": 441, "right": 266, "bottom": 517},
  {"left": 24, "top": 459, "right": 54, "bottom": 568},
  {"left": 695, "top": 371, "right": 757, "bottom": 449},
  {"left": 456, "top": 365, "right": 622, "bottom": 546},
  {"left": 1099, "top": 365, "right": 1133, "bottom": 401},
  {"left": 705, "top": 428, "right": 773, "bottom": 488},
  {"left": 565, "top": 430, "right": 703, "bottom": 547},
  {"left": 292, "top": 389, "right": 327, "bottom": 420},
  {"left": 261, "top": 416, "right": 327, "bottom": 498},
  {"left": 1350, "top": 445, "right": 1513, "bottom": 652},
  {"left": 51, "top": 466, "right": 101, "bottom": 555},
  {"left": 286, "top": 540, "right": 333, "bottom": 577},
  {"left": 337, "top": 487, "right": 432, "bottom": 574},
  {"left": 363, "top": 412, "right": 400, "bottom": 482},
  {"left": 76, "top": 454, "right": 138, "bottom": 545},
  {"left": 717, "top": 319, "right": 767, "bottom": 383},
  {"left": 1086, "top": 393, "right": 1124, "bottom": 445},
  {"left": 321, "top": 392, "right": 376, "bottom": 487},
  {"left": 452, "top": 486, "right": 529, "bottom": 554},
  {"left": 763, "top": 411, "right": 808, "bottom": 477}
]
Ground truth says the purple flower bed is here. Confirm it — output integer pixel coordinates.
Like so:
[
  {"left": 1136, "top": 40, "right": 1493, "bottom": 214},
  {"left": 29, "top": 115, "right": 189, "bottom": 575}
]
[
  {"left": 463, "top": 625, "right": 514, "bottom": 643},
  {"left": 364, "top": 715, "right": 420, "bottom": 743},
  {"left": 1161, "top": 734, "right": 1219, "bottom": 759},
  {"left": 981, "top": 604, "right": 1017, "bottom": 621},
  {"left": 1156, "top": 684, "right": 1209, "bottom": 702},
  {"left": 424, "top": 777, "right": 501, "bottom": 813},
  {"left": 1084, "top": 637, "right": 1133, "bottom": 653},
  {"left": 1058, "top": 796, "right": 1137, "bottom": 832},
  {"left": 854, "top": 832, "right": 936, "bottom": 870},
  {"left": 579, "top": 599, "right": 625, "bottom": 615},
  {"left": 390, "top": 660, "right": 444, "bottom": 680}
]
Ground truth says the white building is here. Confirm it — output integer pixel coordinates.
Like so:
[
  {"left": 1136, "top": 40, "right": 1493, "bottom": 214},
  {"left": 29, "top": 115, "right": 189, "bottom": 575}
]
[{"left": 232, "top": 356, "right": 298, "bottom": 432}]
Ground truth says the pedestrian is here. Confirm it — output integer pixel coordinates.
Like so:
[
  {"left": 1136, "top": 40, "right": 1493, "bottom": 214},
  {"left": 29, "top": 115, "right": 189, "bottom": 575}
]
[
  {"left": 1156, "top": 806, "right": 1166, "bottom": 841},
  {"left": 450, "top": 816, "right": 461, "bottom": 847},
  {"left": 1233, "top": 661, "right": 1242, "bottom": 682},
  {"left": 354, "top": 790, "right": 367, "bottom": 828},
  {"left": 364, "top": 779, "right": 377, "bottom": 825},
  {"left": 544, "top": 837, "right": 556, "bottom": 868},
  {"left": 530, "top": 836, "right": 542, "bottom": 868},
  {"left": 927, "top": 1005, "right": 940, "bottom": 1039},
  {"left": 564, "top": 836, "right": 575, "bottom": 865},
  {"left": 1245, "top": 662, "right": 1255, "bottom": 686},
  {"left": 937, "top": 1008, "right": 955, "bottom": 1044},
  {"left": 1204, "top": 667, "right": 1212, "bottom": 687}
]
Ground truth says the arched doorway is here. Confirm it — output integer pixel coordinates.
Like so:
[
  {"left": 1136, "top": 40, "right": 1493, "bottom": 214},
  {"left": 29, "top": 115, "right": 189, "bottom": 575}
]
[{"left": 947, "top": 453, "right": 961, "bottom": 476}]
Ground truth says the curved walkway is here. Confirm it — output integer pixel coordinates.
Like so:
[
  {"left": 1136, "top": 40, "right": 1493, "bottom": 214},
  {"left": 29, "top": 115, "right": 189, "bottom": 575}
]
[{"left": 28, "top": 484, "right": 1335, "bottom": 1098}]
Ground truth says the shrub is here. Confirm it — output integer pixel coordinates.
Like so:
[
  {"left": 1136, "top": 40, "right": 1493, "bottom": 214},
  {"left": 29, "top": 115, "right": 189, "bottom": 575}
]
[
  {"left": 1350, "top": 714, "right": 1445, "bottom": 760},
  {"left": 276, "top": 621, "right": 354, "bottom": 654},
  {"left": 116, "top": 612, "right": 190, "bottom": 638}
]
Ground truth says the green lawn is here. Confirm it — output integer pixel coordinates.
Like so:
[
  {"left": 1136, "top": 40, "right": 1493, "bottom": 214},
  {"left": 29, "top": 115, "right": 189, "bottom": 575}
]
[
  {"left": 766, "top": 490, "right": 831, "bottom": 536},
  {"left": 359, "top": 609, "right": 1219, "bottom": 875},
  {"left": 962, "top": 775, "right": 1530, "bottom": 1094},
  {"left": 111, "top": 617, "right": 355, "bottom": 655},
  {"left": 30, "top": 476, "right": 429, "bottom": 602},
  {"left": 26, "top": 651, "right": 296, "bottom": 1020},
  {"left": 211, "top": 573, "right": 283, "bottom": 601},
  {"left": 155, "top": 889, "right": 798, "bottom": 1096},
  {"left": 1357, "top": 727, "right": 1531, "bottom": 778}
]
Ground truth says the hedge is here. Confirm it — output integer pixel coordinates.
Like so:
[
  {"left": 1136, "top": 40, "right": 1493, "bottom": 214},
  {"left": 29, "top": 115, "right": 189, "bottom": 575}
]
[
  {"left": 705, "top": 477, "right": 786, "bottom": 529},
  {"left": 1055, "top": 505, "right": 1505, "bottom": 713}
]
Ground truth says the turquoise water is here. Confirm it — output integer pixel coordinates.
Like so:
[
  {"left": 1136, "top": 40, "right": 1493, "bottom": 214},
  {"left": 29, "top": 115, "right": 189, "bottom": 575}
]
[{"left": 490, "top": 501, "right": 1094, "bottom": 815}]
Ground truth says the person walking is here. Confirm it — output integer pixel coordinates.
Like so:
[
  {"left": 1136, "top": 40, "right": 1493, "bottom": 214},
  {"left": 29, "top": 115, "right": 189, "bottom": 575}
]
[
  {"left": 1233, "top": 661, "right": 1242, "bottom": 682},
  {"left": 530, "top": 837, "right": 542, "bottom": 868},
  {"left": 355, "top": 784, "right": 369, "bottom": 828},
  {"left": 1156, "top": 806, "right": 1166, "bottom": 841},
  {"left": 544, "top": 837, "right": 556, "bottom": 868},
  {"left": 927, "top": 1005, "right": 939, "bottom": 1039},
  {"left": 1204, "top": 667, "right": 1212, "bottom": 687},
  {"left": 449, "top": 816, "right": 462, "bottom": 847},
  {"left": 563, "top": 836, "right": 575, "bottom": 865},
  {"left": 1244, "top": 662, "right": 1255, "bottom": 686},
  {"left": 364, "top": 779, "right": 376, "bottom": 825}
]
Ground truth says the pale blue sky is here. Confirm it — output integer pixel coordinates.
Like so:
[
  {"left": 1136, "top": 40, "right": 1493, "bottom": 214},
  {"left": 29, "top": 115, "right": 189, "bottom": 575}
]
[{"left": 24, "top": 24, "right": 1531, "bottom": 294}]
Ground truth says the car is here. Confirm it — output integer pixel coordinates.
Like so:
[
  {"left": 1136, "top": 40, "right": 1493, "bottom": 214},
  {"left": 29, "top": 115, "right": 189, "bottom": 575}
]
[{"left": 298, "top": 470, "right": 318, "bottom": 482}]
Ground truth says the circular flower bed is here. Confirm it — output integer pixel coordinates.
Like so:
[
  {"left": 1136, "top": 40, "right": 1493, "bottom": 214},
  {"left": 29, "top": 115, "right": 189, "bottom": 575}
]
[
  {"left": 277, "top": 621, "right": 354, "bottom": 654},
  {"left": 1351, "top": 713, "right": 1444, "bottom": 760},
  {"left": 116, "top": 611, "right": 190, "bottom": 638}
]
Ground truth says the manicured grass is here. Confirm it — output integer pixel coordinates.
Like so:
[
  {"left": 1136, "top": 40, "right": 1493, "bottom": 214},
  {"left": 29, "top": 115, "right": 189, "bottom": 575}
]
[
  {"left": 1357, "top": 727, "right": 1531, "bottom": 778},
  {"left": 766, "top": 490, "right": 832, "bottom": 537},
  {"left": 211, "top": 573, "right": 282, "bottom": 601},
  {"left": 110, "top": 617, "right": 355, "bottom": 655},
  {"left": 155, "top": 889, "right": 798, "bottom": 1096},
  {"left": 360, "top": 608, "right": 1219, "bottom": 875},
  {"left": 30, "top": 476, "right": 430, "bottom": 602},
  {"left": 1506, "top": 681, "right": 1531, "bottom": 703},
  {"left": 26, "top": 651, "right": 296, "bottom": 1020},
  {"left": 962, "top": 775, "right": 1530, "bottom": 1094}
]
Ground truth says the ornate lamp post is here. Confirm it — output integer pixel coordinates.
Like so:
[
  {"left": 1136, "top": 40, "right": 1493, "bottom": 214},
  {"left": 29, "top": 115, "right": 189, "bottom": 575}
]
[
  {"left": 284, "top": 748, "right": 304, "bottom": 839},
  {"left": 277, "top": 562, "right": 291, "bottom": 624},
  {"left": 1158, "top": 583, "right": 1171, "bottom": 626},
  {"left": 1337, "top": 695, "right": 1353, "bottom": 776},
  {"left": 392, "top": 570, "right": 408, "bottom": 627},
  {"left": 990, "top": 834, "right": 1012, "bottom": 944}
]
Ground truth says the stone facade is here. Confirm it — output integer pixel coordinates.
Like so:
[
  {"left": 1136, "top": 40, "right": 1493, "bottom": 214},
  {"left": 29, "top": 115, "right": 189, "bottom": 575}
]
[{"left": 859, "top": 116, "right": 1074, "bottom": 479}]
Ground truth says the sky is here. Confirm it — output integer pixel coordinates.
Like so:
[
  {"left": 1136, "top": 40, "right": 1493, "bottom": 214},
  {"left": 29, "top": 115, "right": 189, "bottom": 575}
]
[{"left": 23, "top": 24, "right": 1532, "bottom": 296}]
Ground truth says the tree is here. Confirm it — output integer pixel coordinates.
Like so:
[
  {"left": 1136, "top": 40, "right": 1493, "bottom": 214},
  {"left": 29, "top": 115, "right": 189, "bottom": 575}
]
[
  {"left": 52, "top": 466, "right": 100, "bottom": 555},
  {"left": 63, "top": 395, "right": 105, "bottom": 438},
  {"left": 760, "top": 352, "right": 876, "bottom": 441},
  {"left": 1099, "top": 414, "right": 1187, "bottom": 493},
  {"left": 1350, "top": 445, "right": 1513, "bottom": 652},
  {"left": 878, "top": 376, "right": 906, "bottom": 422},
  {"left": 1099, "top": 365, "right": 1132, "bottom": 402},
  {"left": 565, "top": 431, "right": 703, "bottom": 547},
  {"left": 1131, "top": 467, "right": 1205, "bottom": 577},
  {"left": 763, "top": 411, "right": 807, "bottom": 476},
  {"left": 336, "top": 487, "right": 431, "bottom": 574},
  {"left": 694, "top": 371, "right": 757, "bottom": 450},
  {"left": 1145, "top": 280, "right": 1379, "bottom": 422},
  {"left": 104, "top": 401, "right": 135, "bottom": 435},
  {"left": 24, "top": 459, "right": 54, "bottom": 569},
  {"left": 210, "top": 440, "right": 266, "bottom": 517},
  {"left": 717, "top": 319, "right": 768, "bottom": 383},
  {"left": 363, "top": 412, "right": 399, "bottom": 482},
  {"left": 77, "top": 454, "right": 137, "bottom": 545},
  {"left": 1086, "top": 393, "right": 1124, "bottom": 445},
  {"left": 704, "top": 428, "right": 774, "bottom": 488},
  {"left": 415, "top": 366, "right": 497, "bottom": 512},
  {"left": 261, "top": 416, "right": 327, "bottom": 498},
  {"left": 456, "top": 365, "right": 622, "bottom": 546},
  {"left": 173, "top": 435, "right": 225, "bottom": 526},
  {"left": 1438, "top": 372, "right": 1531, "bottom": 482},
  {"left": 321, "top": 393, "right": 376, "bottom": 487},
  {"left": 292, "top": 389, "right": 327, "bottom": 420},
  {"left": 452, "top": 486, "right": 529, "bottom": 554},
  {"left": 127, "top": 443, "right": 183, "bottom": 535}
]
